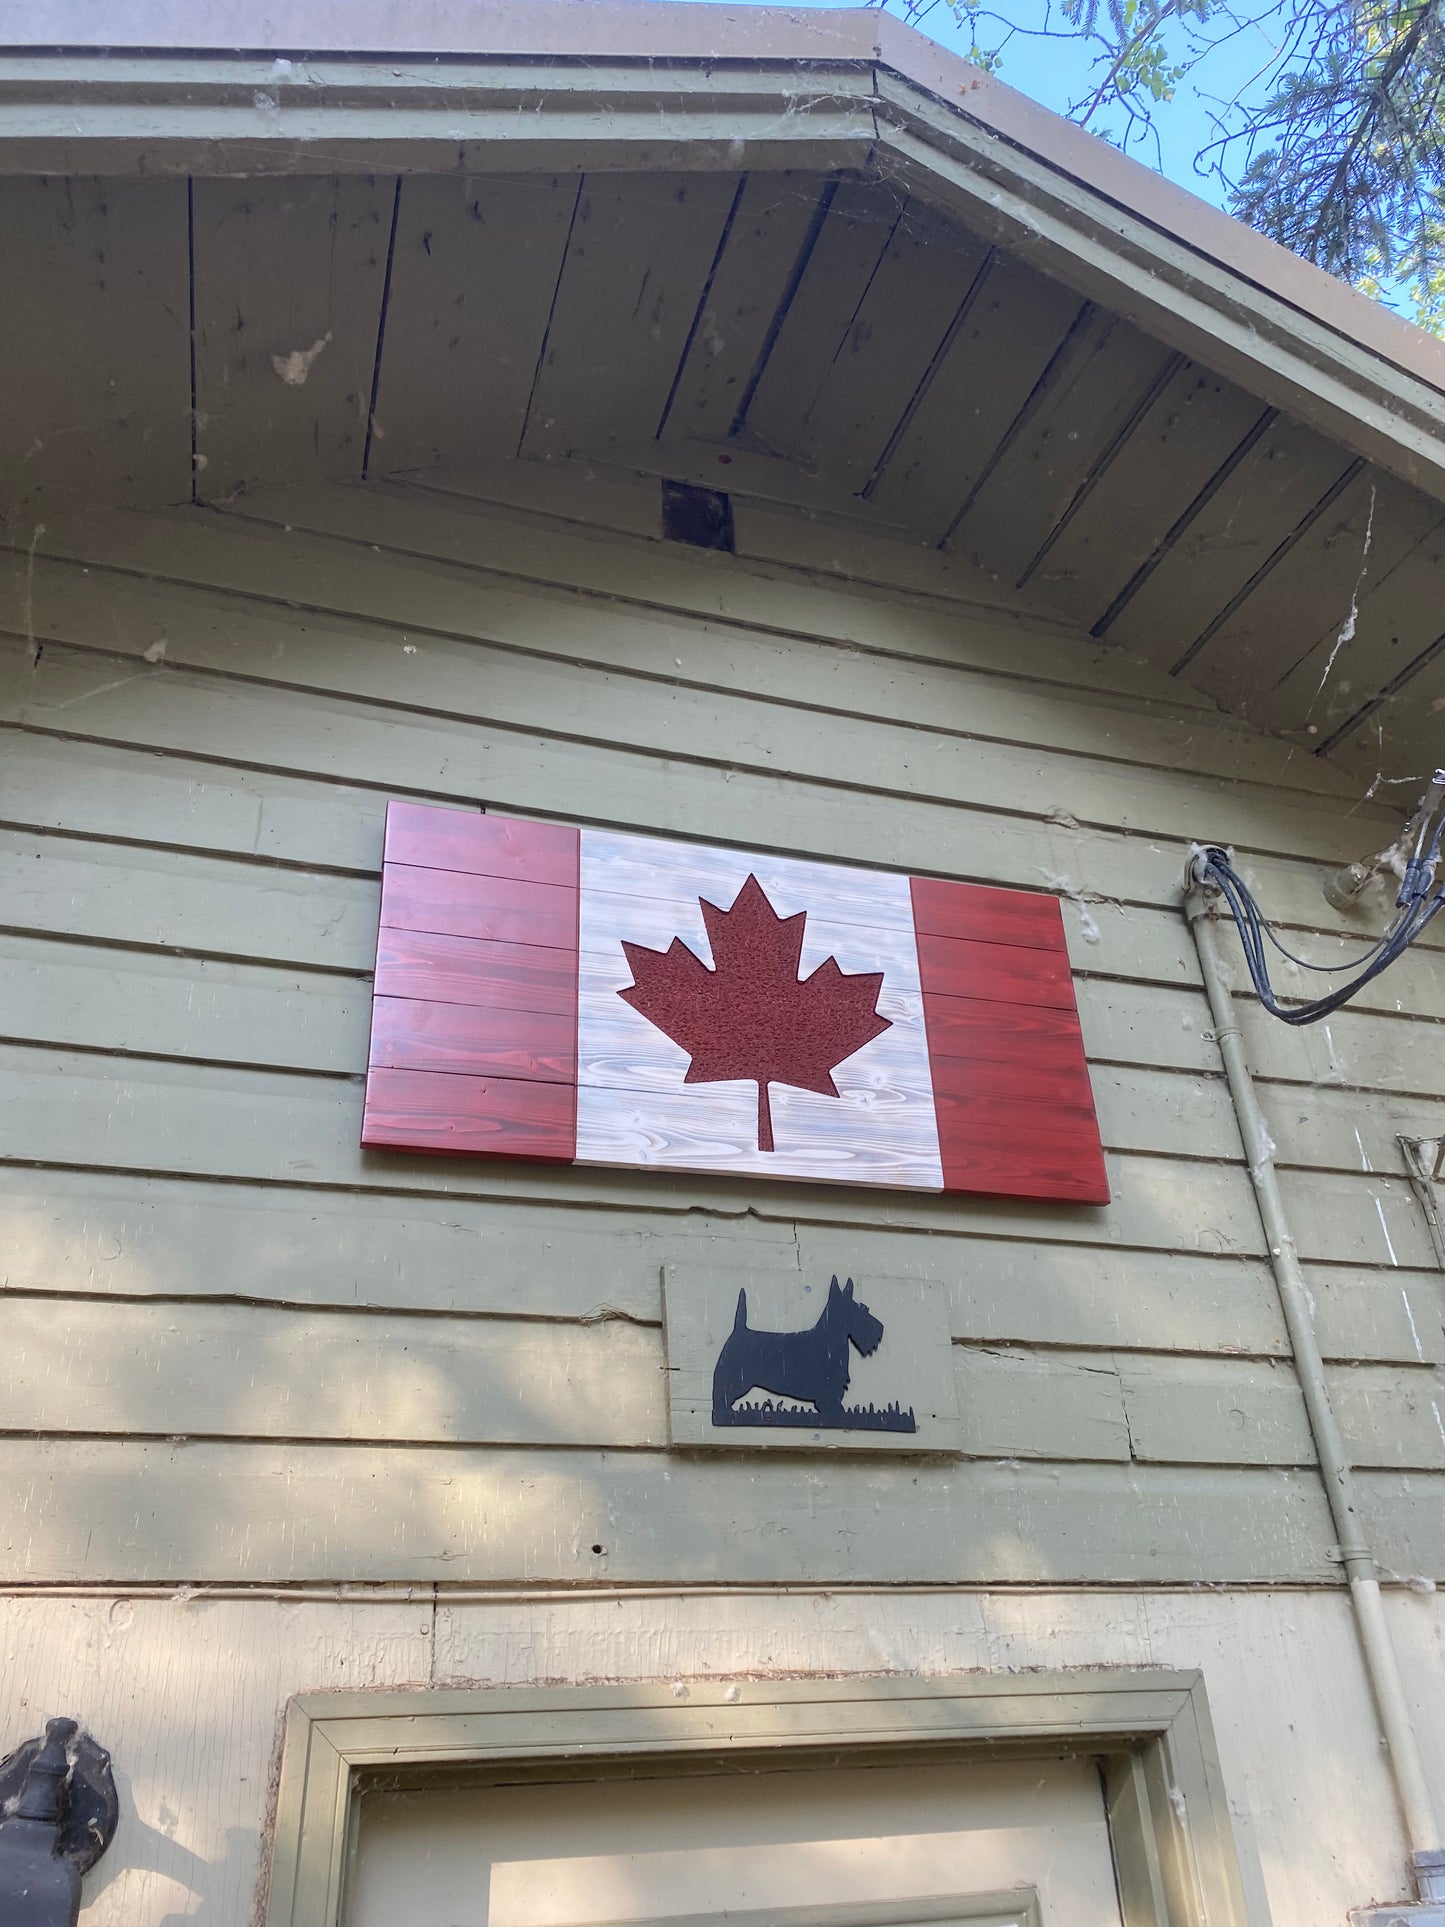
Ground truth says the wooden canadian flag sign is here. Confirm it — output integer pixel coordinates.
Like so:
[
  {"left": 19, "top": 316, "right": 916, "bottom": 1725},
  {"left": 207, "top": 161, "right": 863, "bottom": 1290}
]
[{"left": 363, "top": 803, "right": 1109, "bottom": 1203}]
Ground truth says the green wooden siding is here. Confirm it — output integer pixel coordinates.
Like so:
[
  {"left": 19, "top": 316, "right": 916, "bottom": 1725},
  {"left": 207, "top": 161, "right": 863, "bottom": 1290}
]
[{"left": 1, "top": 462, "right": 1442, "bottom": 1585}]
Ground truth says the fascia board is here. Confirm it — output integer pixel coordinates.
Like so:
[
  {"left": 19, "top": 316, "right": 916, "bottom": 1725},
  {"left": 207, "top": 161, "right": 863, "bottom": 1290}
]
[
  {"left": 0, "top": 1, "right": 890, "bottom": 61},
  {"left": 0, "top": 54, "right": 880, "bottom": 176}
]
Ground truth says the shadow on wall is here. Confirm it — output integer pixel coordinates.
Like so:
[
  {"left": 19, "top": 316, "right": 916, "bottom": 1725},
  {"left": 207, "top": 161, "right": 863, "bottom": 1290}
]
[{"left": 81, "top": 1766, "right": 253, "bottom": 1927}]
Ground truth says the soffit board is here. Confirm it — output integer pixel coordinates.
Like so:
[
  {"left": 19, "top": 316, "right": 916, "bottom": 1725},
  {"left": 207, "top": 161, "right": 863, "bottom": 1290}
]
[{"left": 3, "top": 5, "right": 1444, "bottom": 785}]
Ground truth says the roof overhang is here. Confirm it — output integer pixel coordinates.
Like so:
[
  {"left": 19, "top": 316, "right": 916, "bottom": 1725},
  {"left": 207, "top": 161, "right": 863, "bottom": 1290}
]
[{"left": 5, "top": 1, "right": 1445, "bottom": 504}]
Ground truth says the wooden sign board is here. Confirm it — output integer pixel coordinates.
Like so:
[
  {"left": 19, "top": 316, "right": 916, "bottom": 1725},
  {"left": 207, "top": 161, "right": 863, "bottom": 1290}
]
[
  {"left": 662, "top": 1265, "right": 962, "bottom": 1454},
  {"left": 363, "top": 802, "right": 1110, "bottom": 1204}
]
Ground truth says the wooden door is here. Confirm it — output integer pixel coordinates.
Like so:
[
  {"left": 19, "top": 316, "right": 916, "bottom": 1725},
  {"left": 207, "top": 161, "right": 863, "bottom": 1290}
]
[{"left": 344, "top": 1754, "right": 1125, "bottom": 1927}]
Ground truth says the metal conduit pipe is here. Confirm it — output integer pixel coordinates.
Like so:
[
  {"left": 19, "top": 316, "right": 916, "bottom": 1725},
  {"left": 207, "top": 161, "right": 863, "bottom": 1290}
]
[{"left": 1185, "top": 880, "right": 1445, "bottom": 1897}]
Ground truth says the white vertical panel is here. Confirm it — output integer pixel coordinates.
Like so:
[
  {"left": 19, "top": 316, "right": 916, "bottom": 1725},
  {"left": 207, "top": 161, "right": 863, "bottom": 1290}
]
[{"left": 576, "top": 830, "right": 943, "bottom": 1190}]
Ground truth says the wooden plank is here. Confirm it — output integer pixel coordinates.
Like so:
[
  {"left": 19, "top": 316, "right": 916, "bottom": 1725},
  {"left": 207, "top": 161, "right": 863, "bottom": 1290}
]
[
  {"left": 374, "top": 929, "right": 577, "bottom": 1019},
  {"left": 0, "top": 175, "right": 191, "bottom": 519},
  {"left": 1179, "top": 466, "right": 1442, "bottom": 713},
  {"left": 360, "top": 1052, "right": 1223, "bottom": 1179},
  {"left": 795, "top": 1227, "right": 1287, "bottom": 1357},
  {"left": 6, "top": 595, "right": 1377, "bottom": 876},
  {"left": 1277, "top": 1168, "right": 1437, "bottom": 1270},
  {"left": 927, "top": 1049, "right": 1096, "bottom": 1111},
  {"left": 0, "top": 597, "right": 1379, "bottom": 890},
  {"left": 18, "top": 1135, "right": 1428, "bottom": 1376},
  {"left": 0, "top": 681, "right": 1422, "bottom": 1007},
  {"left": 579, "top": 828, "right": 916, "bottom": 935},
  {"left": 791, "top": 202, "right": 992, "bottom": 489},
  {"left": 1022, "top": 364, "right": 1270, "bottom": 630},
  {"left": 0, "top": 849, "right": 1242, "bottom": 1167},
  {"left": 1080, "top": 1040, "right": 1251, "bottom": 1154},
  {"left": 368, "top": 174, "right": 578, "bottom": 472},
  {"left": 4, "top": 538, "right": 1283, "bottom": 800},
  {"left": 6, "top": 761, "right": 1433, "bottom": 1044},
  {"left": 521, "top": 172, "right": 741, "bottom": 461},
  {"left": 371, "top": 813, "right": 590, "bottom": 1156},
  {"left": 0, "top": 1439, "right": 1342, "bottom": 1583},
  {"left": 660, "top": 173, "right": 831, "bottom": 444},
  {"left": 867, "top": 253, "right": 1083, "bottom": 540},
  {"left": 1329, "top": 1363, "right": 1445, "bottom": 1470},
  {"left": 0, "top": 1164, "right": 788, "bottom": 1324},
  {"left": 0, "top": 829, "right": 382, "bottom": 970},
  {"left": 7, "top": 718, "right": 1438, "bottom": 1042},
  {"left": 953, "top": 1345, "right": 1129, "bottom": 1461},
  {"left": 1118, "top": 1356, "right": 1314, "bottom": 1468},
  {"left": 922, "top": 993, "right": 1085, "bottom": 1071},
  {"left": 915, "top": 932, "right": 1075, "bottom": 1008},
  {"left": 0, "top": 1044, "right": 1280, "bottom": 1258},
  {"left": 1360, "top": 1469, "right": 1445, "bottom": 1573},
  {"left": 1309, "top": 1269, "right": 1445, "bottom": 1367},
  {"left": 383, "top": 800, "right": 577, "bottom": 884},
  {"left": 191, "top": 175, "right": 393, "bottom": 499},
  {"left": 574, "top": 1078, "right": 944, "bottom": 1193},
  {"left": 1255, "top": 1073, "right": 1445, "bottom": 1179},
  {"left": 0, "top": 1298, "right": 663, "bottom": 1448},
  {"left": 0, "top": 721, "right": 395, "bottom": 875},
  {"left": 1327, "top": 642, "right": 1445, "bottom": 778},
  {"left": 368, "top": 995, "right": 575, "bottom": 1084},
  {"left": 740, "top": 178, "right": 906, "bottom": 456},
  {"left": 1253, "top": 510, "right": 1445, "bottom": 742},
  {"left": 1104, "top": 416, "right": 1359, "bottom": 669},
  {"left": 947, "top": 311, "right": 1179, "bottom": 586},
  {"left": 378, "top": 863, "right": 576, "bottom": 950},
  {"left": 1, "top": 1081, "right": 1424, "bottom": 1370},
  {"left": 402, "top": 458, "right": 1217, "bottom": 711},
  {"left": 0, "top": 931, "right": 371, "bottom": 1073},
  {"left": 360, "top": 1064, "right": 575, "bottom": 1160},
  {"left": 0, "top": 1160, "right": 1293, "bottom": 1362},
  {"left": 1233, "top": 992, "right": 1445, "bottom": 1101},
  {"left": 909, "top": 876, "right": 1066, "bottom": 952},
  {"left": 4, "top": 481, "right": 1313, "bottom": 737},
  {"left": 933, "top": 1110, "right": 1109, "bottom": 1205}
]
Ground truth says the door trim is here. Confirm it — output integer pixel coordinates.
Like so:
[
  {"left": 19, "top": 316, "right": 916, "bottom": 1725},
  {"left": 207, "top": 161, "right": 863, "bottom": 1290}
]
[{"left": 263, "top": 1670, "right": 1255, "bottom": 1927}]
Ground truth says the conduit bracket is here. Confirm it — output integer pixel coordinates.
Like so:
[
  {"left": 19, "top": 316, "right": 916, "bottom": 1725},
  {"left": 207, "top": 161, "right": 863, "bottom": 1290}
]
[{"left": 1400, "top": 1137, "right": 1445, "bottom": 1272}]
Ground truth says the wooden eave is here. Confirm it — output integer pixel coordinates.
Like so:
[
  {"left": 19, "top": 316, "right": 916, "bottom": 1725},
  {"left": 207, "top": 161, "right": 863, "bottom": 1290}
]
[
  {"left": 6, "top": 6, "right": 1445, "bottom": 488},
  {"left": 3, "top": 0, "right": 1445, "bottom": 783}
]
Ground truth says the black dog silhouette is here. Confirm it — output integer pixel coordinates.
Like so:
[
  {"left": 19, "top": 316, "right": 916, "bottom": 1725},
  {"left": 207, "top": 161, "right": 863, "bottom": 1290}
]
[{"left": 712, "top": 1276, "right": 886, "bottom": 1426}]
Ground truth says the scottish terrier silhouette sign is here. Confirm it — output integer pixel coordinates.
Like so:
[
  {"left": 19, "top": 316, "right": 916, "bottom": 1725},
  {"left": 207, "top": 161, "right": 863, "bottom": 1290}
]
[
  {"left": 662, "top": 1266, "right": 962, "bottom": 1453},
  {"left": 712, "top": 1276, "right": 916, "bottom": 1433}
]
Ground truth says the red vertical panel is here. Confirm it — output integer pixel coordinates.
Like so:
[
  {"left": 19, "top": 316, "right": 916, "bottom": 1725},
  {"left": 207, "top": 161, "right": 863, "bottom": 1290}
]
[
  {"left": 910, "top": 876, "right": 1110, "bottom": 1205},
  {"left": 382, "top": 802, "right": 578, "bottom": 885},
  {"left": 363, "top": 804, "right": 580, "bottom": 1162}
]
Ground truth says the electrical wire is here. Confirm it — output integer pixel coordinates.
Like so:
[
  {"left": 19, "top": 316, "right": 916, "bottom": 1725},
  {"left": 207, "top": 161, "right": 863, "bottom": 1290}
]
[
  {"left": 1191, "top": 770, "right": 1445, "bottom": 1026},
  {"left": 1258, "top": 919, "right": 1396, "bottom": 972}
]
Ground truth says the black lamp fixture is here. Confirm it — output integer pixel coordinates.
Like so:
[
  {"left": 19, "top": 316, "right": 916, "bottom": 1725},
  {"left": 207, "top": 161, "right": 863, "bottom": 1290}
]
[{"left": 0, "top": 1719, "right": 117, "bottom": 1927}]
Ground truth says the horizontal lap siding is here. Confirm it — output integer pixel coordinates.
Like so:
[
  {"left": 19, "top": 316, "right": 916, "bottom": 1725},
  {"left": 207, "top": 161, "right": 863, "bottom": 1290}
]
[{"left": 2, "top": 473, "right": 1443, "bottom": 1584}]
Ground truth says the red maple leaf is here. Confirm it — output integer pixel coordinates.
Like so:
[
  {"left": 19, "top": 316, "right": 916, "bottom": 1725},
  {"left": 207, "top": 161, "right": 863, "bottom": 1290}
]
[{"left": 618, "top": 874, "right": 892, "bottom": 1153}]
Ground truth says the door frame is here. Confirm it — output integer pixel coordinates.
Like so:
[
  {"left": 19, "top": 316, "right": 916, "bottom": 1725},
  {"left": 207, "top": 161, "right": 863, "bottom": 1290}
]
[{"left": 263, "top": 1669, "right": 1256, "bottom": 1927}]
